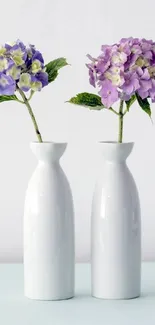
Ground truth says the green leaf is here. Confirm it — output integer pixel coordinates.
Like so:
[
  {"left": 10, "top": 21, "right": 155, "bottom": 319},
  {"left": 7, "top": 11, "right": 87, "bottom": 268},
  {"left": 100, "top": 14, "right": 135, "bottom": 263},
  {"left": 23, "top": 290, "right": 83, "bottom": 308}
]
[
  {"left": 125, "top": 94, "right": 136, "bottom": 111},
  {"left": 0, "top": 95, "right": 18, "bottom": 103},
  {"left": 136, "top": 93, "right": 151, "bottom": 117},
  {"left": 45, "top": 57, "right": 68, "bottom": 83},
  {"left": 68, "top": 92, "right": 104, "bottom": 110},
  {"left": 47, "top": 69, "right": 58, "bottom": 83}
]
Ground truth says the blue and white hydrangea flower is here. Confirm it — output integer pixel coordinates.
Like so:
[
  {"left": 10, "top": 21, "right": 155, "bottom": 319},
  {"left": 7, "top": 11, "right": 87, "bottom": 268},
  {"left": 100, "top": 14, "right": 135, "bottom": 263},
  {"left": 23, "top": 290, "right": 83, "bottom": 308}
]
[
  {"left": 0, "top": 57, "right": 8, "bottom": 72},
  {"left": 0, "top": 73, "right": 15, "bottom": 95},
  {"left": 0, "top": 39, "right": 49, "bottom": 95},
  {"left": 0, "top": 39, "right": 68, "bottom": 142}
]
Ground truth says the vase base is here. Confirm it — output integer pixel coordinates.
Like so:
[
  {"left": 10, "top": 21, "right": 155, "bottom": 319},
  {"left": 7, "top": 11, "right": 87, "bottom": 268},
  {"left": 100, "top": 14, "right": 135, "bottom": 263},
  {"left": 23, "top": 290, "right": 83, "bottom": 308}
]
[
  {"left": 24, "top": 293, "right": 74, "bottom": 301},
  {"left": 92, "top": 293, "right": 140, "bottom": 300}
]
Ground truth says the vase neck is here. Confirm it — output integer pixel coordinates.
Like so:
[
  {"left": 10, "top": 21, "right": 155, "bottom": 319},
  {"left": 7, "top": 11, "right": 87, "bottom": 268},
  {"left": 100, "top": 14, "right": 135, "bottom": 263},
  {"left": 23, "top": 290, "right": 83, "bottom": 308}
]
[
  {"left": 30, "top": 142, "right": 67, "bottom": 163},
  {"left": 100, "top": 142, "right": 134, "bottom": 163}
]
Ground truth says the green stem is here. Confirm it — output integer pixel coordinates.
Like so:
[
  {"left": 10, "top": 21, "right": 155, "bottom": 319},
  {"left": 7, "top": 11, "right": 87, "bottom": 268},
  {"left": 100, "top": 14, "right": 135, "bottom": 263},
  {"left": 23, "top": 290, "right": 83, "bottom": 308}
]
[
  {"left": 18, "top": 89, "right": 43, "bottom": 142},
  {"left": 118, "top": 100, "right": 124, "bottom": 143},
  {"left": 123, "top": 107, "right": 128, "bottom": 116},
  {"left": 109, "top": 107, "right": 119, "bottom": 116},
  {"left": 28, "top": 90, "right": 34, "bottom": 101},
  {"left": 16, "top": 98, "right": 25, "bottom": 104}
]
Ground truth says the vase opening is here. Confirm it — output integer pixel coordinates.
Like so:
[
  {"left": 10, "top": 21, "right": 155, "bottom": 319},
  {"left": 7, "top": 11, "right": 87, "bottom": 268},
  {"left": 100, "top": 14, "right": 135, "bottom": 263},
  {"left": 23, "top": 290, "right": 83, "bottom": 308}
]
[
  {"left": 30, "top": 142, "right": 67, "bottom": 162},
  {"left": 99, "top": 141, "right": 134, "bottom": 162}
]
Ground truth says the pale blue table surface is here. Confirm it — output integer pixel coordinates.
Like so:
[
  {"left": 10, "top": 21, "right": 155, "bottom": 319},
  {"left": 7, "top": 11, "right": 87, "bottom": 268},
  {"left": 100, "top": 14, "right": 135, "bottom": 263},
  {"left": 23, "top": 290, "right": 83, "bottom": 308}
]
[{"left": 0, "top": 263, "right": 155, "bottom": 325}]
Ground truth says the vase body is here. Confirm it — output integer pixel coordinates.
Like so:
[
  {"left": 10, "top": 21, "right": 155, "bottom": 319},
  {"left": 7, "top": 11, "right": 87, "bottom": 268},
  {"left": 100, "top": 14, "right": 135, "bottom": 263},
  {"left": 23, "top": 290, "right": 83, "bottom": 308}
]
[
  {"left": 91, "top": 142, "right": 141, "bottom": 299},
  {"left": 24, "top": 142, "right": 74, "bottom": 300}
]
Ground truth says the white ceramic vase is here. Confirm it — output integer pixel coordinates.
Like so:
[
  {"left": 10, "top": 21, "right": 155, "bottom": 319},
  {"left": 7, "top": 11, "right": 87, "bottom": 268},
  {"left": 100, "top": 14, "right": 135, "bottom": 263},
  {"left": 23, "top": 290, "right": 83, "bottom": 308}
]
[
  {"left": 91, "top": 142, "right": 141, "bottom": 300},
  {"left": 24, "top": 142, "right": 74, "bottom": 300}
]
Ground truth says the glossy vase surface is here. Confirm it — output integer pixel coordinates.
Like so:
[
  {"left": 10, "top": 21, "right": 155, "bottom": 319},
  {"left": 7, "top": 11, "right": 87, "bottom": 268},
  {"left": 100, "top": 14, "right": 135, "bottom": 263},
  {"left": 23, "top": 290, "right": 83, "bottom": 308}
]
[
  {"left": 91, "top": 142, "right": 141, "bottom": 299},
  {"left": 24, "top": 142, "right": 74, "bottom": 300}
]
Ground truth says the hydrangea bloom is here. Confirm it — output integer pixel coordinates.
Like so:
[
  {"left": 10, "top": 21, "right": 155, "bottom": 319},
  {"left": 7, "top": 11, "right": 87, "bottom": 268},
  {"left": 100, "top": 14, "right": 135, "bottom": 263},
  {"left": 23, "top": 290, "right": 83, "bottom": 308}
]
[
  {"left": 0, "top": 40, "right": 48, "bottom": 95},
  {"left": 0, "top": 40, "right": 68, "bottom": 142},
  {"left": 87, "top": 38, "right": 155, "bottom": 107}
]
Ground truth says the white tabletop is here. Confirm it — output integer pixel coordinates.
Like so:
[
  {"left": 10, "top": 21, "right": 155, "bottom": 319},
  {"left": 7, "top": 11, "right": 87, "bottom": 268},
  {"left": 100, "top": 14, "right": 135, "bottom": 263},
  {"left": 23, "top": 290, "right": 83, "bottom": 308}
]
[{"left": 0, "top": 263, "right": 155, "bottom": 325}]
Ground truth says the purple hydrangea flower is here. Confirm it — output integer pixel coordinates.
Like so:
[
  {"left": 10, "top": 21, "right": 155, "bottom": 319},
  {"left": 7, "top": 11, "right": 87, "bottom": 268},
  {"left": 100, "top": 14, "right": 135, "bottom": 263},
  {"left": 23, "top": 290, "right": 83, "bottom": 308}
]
[
  {"left": 86, "top": 65, "right": 96, "bottom": 87},
  {"left": 99, "top": 79, "right": 119, "bottom": 108},
  {"left": 89, "top": 69, "right": 96, "bottom": 87},
  {"left": 86, "top": 37, "right": 155, "bottom": 107},
  {"left": 149, "top": 79, "right": 155, "bottom": 102},
  {"left": 137, "top": 68, "right": 152, "bottom": 99},
  {"left": 122, "top": 72, "right": 140, "bottom": 96}
]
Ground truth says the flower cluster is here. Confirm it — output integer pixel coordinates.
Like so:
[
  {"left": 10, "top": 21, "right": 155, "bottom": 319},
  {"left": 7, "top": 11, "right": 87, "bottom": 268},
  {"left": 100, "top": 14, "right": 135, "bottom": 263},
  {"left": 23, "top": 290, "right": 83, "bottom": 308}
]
[
  {"left": 0, "top": 40, "right": 48, "bottom": 95},
  {"left": 87, "top": 38, "right": 155, "bottom": 108}
]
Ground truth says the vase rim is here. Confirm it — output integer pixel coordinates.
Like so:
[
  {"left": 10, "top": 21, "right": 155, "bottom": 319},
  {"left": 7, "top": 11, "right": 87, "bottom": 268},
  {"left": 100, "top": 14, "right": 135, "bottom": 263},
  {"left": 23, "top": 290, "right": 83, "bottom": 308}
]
[
  {"left": 99, "top": 141, "right": 134, "bottom": 145},
  {"left": 31, "top": 141, "right": 67, "bottom": 145}
]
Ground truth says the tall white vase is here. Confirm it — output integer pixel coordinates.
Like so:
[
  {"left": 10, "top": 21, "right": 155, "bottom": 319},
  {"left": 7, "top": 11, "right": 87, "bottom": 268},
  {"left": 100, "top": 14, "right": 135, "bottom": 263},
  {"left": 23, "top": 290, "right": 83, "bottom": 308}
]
[
  {"left": 91, "top": 142, "right": 141, "bottom": 300},
  {"left": 24, "top": 142, "right": 74, "bottom": 300}
]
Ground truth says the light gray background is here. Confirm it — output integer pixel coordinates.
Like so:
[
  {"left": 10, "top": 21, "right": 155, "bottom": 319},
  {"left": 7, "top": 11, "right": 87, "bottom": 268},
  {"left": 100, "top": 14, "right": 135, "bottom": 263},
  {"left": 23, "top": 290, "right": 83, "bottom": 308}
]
[{"left": 0, "top": 0, "right": 155, "bottom": 262}]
